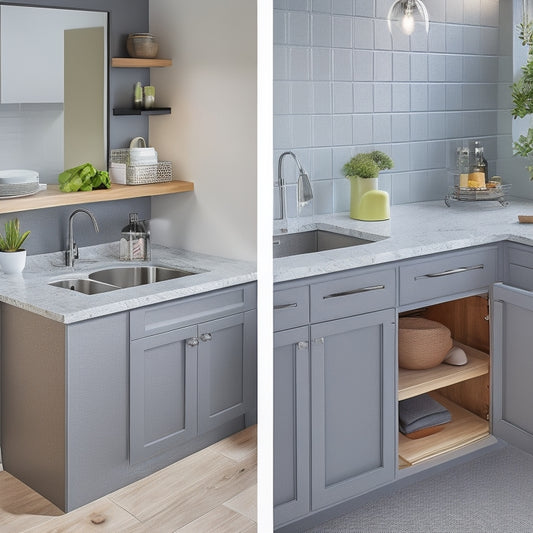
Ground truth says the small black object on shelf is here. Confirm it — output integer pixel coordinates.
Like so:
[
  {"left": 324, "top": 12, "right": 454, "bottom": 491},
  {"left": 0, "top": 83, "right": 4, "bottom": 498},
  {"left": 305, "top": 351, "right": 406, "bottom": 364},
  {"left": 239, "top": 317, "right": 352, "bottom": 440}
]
[{"left": 113, "top": 107, "right": 171, "bottom": 116}]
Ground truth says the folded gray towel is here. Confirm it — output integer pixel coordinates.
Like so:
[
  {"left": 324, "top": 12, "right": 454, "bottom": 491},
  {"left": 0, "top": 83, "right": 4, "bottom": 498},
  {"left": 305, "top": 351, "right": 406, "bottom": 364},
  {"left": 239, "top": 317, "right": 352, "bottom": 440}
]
[{"left": 399, "top": 394, "right": 451, "bottom": 435}]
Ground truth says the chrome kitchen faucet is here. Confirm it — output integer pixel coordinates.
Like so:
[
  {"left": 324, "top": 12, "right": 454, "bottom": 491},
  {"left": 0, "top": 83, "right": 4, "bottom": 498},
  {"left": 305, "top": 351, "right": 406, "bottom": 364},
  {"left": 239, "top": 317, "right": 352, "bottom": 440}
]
[
  {"left": 276, "top": 151, "right": 313, "bottom": 232},
  {"left": 65, "top": 208, "right": 99, "bottom": 267}
]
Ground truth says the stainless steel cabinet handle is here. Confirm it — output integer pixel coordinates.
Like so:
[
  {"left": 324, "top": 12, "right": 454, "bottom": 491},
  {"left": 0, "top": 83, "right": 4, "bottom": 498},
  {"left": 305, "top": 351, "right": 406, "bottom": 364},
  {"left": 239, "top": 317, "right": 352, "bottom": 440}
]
[
  {"left": 186, "top": 337, "right": 199, "bottom": 347},
  {"left": 296, "top": 341, "right": 308, "bottom": 349},
  {"left": 273, "top": 240, "right": 281, "bottom": 246},
  {"left": 200, "top": 333, "right": 212, "bottom": 342},
  {"left": 323, "top": 284, "right": 385, "bottom": 299},
  {"left": 415, "top": 264, "right": 484, "bottom": 279},
  {"left": 274, "top": 302, "right": 298, "bottom": 310}
]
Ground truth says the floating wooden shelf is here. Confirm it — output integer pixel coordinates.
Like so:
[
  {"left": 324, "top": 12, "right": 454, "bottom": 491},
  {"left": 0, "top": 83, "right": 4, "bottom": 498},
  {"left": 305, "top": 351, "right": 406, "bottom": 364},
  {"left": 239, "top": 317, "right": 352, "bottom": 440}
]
[
  {"left": 398, "top": 393, "right": 489, "bottom": 467},
  {"left": 398, "top": 342, "right": 489, "bottom": 401},
  {"left": 111, "top": 58, "right": 172, "bottom": 68},
  {"left": 113, "top": 107, "right": 171, "bottom": 116},
  {"left": 0, "top": 181, "right": 193, "bottom": 214}
]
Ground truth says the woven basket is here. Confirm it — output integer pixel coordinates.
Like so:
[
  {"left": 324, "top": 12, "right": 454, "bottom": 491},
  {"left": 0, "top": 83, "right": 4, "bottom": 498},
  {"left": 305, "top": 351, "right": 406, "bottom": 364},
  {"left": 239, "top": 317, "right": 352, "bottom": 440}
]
[
  {"left": 398, "top": 317, "right": 452, "bottom": 370},
  {"left": 126, "top": 161, "right": 172, "bottom": 185}
]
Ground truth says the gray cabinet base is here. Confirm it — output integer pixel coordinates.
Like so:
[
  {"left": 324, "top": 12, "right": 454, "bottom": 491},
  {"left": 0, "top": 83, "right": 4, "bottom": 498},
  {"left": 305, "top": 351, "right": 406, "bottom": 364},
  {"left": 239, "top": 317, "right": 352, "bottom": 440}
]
[{"left": 275, "top": 437, "right": 503, "bottom": 533}]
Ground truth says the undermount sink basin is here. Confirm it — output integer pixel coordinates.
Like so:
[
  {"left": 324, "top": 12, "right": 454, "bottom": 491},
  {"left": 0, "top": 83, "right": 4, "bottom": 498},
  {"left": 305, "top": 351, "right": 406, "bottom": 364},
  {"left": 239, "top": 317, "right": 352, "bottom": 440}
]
[
  {"left": 49, "top": 278, "right": 119, "bottom": 295},
  {"left": 88, "top": 265, "right": 197, "bottom": 288},
  {"left": 273, "top": 230, "right": 375, "bottom": 258}
]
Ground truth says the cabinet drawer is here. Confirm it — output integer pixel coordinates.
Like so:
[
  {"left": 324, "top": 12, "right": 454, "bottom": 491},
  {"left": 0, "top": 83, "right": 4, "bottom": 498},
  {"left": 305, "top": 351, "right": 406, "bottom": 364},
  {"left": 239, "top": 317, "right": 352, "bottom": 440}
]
[
  {"left": 130, "top": 283, "right": 256, "bottom": 340},
  {"left": 507, "top": 245, "right": 533, "bottom": 291},
  {"left": 274, "top": 286, "right": 309, "bottom": 331},
  {"left": 399, "top": 246, "right": 498, "bottom": 306},
  {"left": 310, "top": 268, "right": 396, "bottom": 323}
]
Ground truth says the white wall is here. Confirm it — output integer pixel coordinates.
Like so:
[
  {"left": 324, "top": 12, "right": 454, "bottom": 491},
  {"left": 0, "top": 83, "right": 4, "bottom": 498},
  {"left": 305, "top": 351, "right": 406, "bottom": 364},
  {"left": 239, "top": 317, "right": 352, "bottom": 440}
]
[{"left": 149, "top": 0, "right": 257, "bottom": 262}]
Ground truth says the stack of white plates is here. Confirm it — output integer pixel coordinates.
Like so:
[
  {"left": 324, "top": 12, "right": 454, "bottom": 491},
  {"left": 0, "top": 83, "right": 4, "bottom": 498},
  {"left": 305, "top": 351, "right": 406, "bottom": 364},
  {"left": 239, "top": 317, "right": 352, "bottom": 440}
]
[{"left": 0, "top": 169, "right": 40, "bottom": 197}]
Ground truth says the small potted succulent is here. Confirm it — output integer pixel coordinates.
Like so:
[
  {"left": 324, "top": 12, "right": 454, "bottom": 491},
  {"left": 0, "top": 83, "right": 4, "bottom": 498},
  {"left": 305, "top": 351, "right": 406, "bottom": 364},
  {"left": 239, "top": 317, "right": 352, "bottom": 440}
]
[
  {"left": 343, "top": 151, "right": 393, "bottom": 221},
  {"left": 0, "top": 218, "right": 31, "bottom": 274}
]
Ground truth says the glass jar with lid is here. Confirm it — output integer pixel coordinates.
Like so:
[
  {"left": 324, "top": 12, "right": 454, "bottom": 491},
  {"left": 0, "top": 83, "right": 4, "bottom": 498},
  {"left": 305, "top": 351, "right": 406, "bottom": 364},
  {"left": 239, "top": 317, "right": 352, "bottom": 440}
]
[{"left": 120, "top": 213, "right": 150, "bottom": 261}]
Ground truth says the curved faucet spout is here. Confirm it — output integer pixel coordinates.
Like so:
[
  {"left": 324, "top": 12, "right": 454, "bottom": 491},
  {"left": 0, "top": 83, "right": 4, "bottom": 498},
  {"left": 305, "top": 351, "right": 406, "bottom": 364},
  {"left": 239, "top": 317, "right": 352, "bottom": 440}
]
[
  {"left": 65, "top": 208, "right": 99, "bottom": 267},
  {"left": 276, "top": 151, "right": 313, "bottom": 230}
]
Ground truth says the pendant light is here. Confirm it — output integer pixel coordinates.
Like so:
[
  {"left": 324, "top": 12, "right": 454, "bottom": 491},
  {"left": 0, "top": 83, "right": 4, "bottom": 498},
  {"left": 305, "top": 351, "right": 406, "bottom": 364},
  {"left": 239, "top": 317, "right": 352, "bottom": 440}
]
[{"left": 387, "top": 0, "right": 429, "bottom": 36}]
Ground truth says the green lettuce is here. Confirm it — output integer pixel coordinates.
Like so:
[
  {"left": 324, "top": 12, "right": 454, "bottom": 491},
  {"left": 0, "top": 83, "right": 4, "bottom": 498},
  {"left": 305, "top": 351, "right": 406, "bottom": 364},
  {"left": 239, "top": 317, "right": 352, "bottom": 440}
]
[{"left": 58, "top": 163, "right": 110, "bottom": 192}]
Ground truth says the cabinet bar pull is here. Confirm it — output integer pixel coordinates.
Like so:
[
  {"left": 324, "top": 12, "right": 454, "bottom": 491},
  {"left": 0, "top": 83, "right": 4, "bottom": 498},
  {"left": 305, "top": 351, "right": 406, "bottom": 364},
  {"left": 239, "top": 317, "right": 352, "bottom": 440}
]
[
  {"left": 415, "top": 264, "right": 484, "bottom": 279},
  {"left": 274, "top": 302, "right": 298, "bottom": 310},
  {"left": 323, "top": 284, "right": 385, "bottom": 299}
]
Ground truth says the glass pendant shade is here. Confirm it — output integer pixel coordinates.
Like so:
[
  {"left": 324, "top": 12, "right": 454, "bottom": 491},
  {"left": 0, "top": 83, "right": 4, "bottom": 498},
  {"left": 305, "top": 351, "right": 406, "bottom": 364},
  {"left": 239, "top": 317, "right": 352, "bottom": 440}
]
[{"left": 387, "top": 0, "right": 429, "bottom": 36}]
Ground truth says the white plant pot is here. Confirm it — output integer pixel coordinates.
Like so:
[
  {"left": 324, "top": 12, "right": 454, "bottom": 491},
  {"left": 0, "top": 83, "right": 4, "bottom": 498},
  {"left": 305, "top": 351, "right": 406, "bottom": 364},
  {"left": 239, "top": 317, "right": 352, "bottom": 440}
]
[{"left": 0, "top": 249, "right": 26, "bottom": 274}]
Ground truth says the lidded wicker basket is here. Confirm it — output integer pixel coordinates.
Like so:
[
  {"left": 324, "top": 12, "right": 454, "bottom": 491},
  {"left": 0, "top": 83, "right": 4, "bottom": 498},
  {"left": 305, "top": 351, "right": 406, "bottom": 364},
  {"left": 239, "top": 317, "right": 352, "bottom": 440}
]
[{"left": 398, "top": 317, "right": 453, "bottom": 370}]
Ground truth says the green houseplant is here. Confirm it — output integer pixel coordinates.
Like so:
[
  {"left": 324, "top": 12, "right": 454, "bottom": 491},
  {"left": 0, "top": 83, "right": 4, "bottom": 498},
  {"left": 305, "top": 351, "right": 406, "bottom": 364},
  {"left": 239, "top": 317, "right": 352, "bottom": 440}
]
[
  {"left": 0, "top": 218, "right": 31, "bottom": 274},
  {"left": 512, "top": 17, "right": 533, "bottom": 179},
  {"left": 343, "top": 151, "right": 393, "bottom": 221}
]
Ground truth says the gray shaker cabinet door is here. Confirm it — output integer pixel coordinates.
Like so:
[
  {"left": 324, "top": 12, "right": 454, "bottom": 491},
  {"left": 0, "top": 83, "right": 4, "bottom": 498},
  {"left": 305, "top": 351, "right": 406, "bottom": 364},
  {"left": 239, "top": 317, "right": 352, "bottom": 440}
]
[
  {"left": 310, "top": 309, "right": 396, "bottom": 510},
  {"left": 274, "top": 326, "right": 310, "bottom": 527},
  {"left": 198, "top": 311, "right": 256, "bottom": 433},
  {"left": 492, "top": 283, "right": 533, "bottom": 452},
  {"left": 130, "top": 325, "right": 198, "bottom": 465}
]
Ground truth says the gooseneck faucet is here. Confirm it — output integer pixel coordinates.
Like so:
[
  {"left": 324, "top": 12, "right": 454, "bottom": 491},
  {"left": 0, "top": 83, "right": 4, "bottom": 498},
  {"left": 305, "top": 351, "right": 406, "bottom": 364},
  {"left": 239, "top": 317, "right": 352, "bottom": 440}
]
[
  {"left": 276, "top": 151, "right": 313, "bottom": 232},
  {"left": 65, "top": 208, "right": 99, "bottom": 267}
]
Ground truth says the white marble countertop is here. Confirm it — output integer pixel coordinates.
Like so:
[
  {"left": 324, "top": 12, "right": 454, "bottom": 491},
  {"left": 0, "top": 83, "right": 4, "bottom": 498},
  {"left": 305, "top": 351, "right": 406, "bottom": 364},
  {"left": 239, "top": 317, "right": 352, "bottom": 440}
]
[
  {"left": 274, "top": 197, "right": 533, "bottom": 283},
  {"left": 0, "top": 243, "right": 256, "bottom": 323}
]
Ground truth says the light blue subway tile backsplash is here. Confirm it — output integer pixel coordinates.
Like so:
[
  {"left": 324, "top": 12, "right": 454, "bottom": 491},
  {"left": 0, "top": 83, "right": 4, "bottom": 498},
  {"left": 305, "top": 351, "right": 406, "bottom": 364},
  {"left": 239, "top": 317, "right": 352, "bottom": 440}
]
[
  {"left": 393, "top": 52, "right": 410, "bottom": 82},
  {"left": 312, "top": 179, "right": 334, "bottom": 213},
  {"left": 354, "top": 0, "right": 373, "bottom": 18},
  {"left": 332, "top": 115, "right": 353, "bottom": 145},
  {"left": 374, "top": 83, "right": 392, "bottom": 112},
  {"left": 289, "top": 47, "right": 311, "bottom": 79},
  {"left": 312, "top": 13, "right": 332, "bottom": 46},
  {"left": 288, "top": 11, "right": 310, "bottom": 45},
  {"left": 331, "top": 0, "right": 352, "bottom": 16},
  {"left": 354, "top": 16, "right": 374, "bottom": 49},
  {"left": 273, "top": 0, "right": 509, "bottom": 216},
  {"left": 428, "top": 23, "right": 446, "bottom": 53},
  {"left": 313, "top": 82, "right": 332, "bottom": 113},
  {"left": 312, "top": 0, "right": 331, "bottom": 13},
  {"left": 392, "top": 84, "right": 410, "bottom": 112},
  {"left": 312, "top": 48, "right": 332, "bottom": 80},
  {"left": 291, "top": 81, "right": 314, "bottom": 114},
  {"left": 353, "top": 83, "right": 373, "bottom": 113},
  {"left": 333, "top": 48, "right": 353, "bottom": 80},
  {"left": 312, "top": 147, "right": 333, "bottom": 179},
  {"left": 332, "top": 15, "right": 353, "bottom": 47},
  {"left": 312, "top": 115, "right": 333, "bottom": 146},
  {"left": 354, "top": 50, "right": 373, "bottom": 81},
  {"left": 374, "top": 51, "right": 392, "bottom": 81},
  {"left": 333, "top": 82, "right": 354, "bottom": 113},
  {"left": 353, "top": 114, "right": 373, "bottom": 145}
]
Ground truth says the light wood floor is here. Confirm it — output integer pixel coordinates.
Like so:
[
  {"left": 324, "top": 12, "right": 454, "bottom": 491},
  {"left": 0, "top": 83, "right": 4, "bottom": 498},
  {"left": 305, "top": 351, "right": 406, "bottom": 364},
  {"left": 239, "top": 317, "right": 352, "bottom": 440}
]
[{"left": 0, "top": 425, "right": 256, "bottom": 532}]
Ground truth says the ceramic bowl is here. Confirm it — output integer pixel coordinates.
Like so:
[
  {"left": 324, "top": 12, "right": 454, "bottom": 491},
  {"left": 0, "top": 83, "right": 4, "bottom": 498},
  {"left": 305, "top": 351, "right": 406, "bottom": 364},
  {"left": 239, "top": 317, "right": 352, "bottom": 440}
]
[{"left": 127, "top": 33, "right": 159, "bottom": 59}]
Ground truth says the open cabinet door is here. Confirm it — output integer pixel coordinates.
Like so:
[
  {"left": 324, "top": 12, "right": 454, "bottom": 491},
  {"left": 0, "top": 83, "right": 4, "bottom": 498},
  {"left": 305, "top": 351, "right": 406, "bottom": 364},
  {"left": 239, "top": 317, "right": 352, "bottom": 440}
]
[{"left": 492, "top": 283, "right": 533, "bottom": 452}]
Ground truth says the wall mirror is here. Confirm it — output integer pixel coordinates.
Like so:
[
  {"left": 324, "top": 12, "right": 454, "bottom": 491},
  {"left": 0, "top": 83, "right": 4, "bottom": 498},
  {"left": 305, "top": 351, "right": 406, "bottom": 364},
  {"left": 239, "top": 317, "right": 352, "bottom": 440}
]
[{"left": 0, "top": 4, "right": 108, "bottom": 183}]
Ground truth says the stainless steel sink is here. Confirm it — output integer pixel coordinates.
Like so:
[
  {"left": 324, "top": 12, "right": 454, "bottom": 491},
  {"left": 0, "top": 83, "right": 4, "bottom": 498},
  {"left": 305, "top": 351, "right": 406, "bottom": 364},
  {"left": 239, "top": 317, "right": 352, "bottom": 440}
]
[
  {"left": 273, "top": 230, "right": 375, "bottom": 258},
  {"left": 88, "top": 265, "right": 197, "bottom": 288},
  {"left": 49, "top": 278, "right": 119, "bottom": 295}
]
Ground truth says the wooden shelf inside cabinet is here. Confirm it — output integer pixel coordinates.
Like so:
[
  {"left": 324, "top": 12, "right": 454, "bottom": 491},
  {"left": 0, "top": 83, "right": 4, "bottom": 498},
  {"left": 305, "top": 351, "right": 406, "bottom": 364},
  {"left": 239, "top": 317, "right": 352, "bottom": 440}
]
[
  {"left": 111, "top": 58, "right": 172, "bottom": 68},
  {"left": 0, "top": 182, "right": 194, "bottom": 214},
  {"left": 113, "top": 107, "right": 171, "bottom": 116},
  {"left": 398, "top": 393, "right": 489, "bottom": 468},
  {"left": 398, "top": 342, "right": 489, "bottom": 401}
]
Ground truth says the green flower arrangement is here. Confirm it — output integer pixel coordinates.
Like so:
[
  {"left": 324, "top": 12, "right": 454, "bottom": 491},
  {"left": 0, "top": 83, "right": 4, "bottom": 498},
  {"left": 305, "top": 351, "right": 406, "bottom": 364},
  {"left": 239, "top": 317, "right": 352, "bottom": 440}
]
[{"left": 343, "top": 151, "right": 394, "bottom": 179}]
